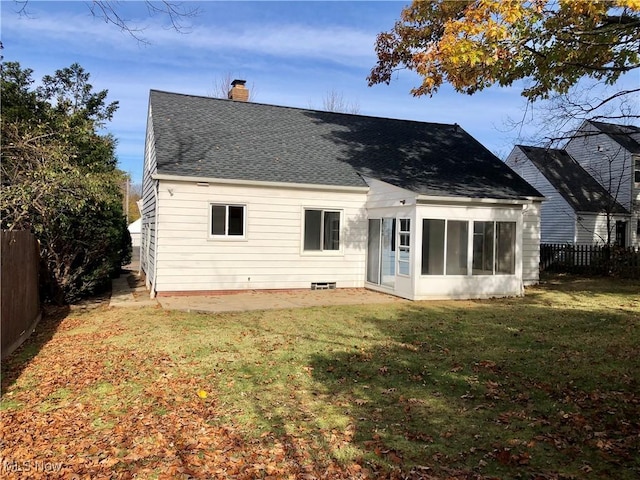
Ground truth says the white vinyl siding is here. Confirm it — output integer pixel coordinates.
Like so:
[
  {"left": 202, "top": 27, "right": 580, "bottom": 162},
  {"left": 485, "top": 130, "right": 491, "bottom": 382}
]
[
  {"left": 141, "top": 104, "right": 158, "bottom": 290},
  {"left": 521, "top": 201, "right": 541, "bottom": 285},
  {"left": 153, "top": 181, "right": 367, "bottom": 292},
  {"left": 575, "top": 212, "right": 631, "bottom": 245},
  {"left": 565, "top": 123, "right": 638, "bottom": 247},
  {"left": 565, "top": 122, "right": 634, "bottom": 212}
]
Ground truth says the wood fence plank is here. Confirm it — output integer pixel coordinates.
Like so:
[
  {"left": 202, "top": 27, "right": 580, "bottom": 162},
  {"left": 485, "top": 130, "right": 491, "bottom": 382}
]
[{"left": 1, "top": 230, "right": 41, "bottom": 358}]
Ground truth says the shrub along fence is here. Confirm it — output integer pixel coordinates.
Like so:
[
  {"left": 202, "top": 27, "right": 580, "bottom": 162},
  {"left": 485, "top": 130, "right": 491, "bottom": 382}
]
[
  {"left": 540, "top": 243, "right": 640, "bottom": 278},
  {"left": 1, "top": 230, "right": 41, "bottom": 358}
]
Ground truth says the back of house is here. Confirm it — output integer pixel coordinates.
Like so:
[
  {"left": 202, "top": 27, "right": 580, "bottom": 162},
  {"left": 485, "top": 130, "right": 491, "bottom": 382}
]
[{"left": 141, "top": 85, "right": 543, "bottom": 300}]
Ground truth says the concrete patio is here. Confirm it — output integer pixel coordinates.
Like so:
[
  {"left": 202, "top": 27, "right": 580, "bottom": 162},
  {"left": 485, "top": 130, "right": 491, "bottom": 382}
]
[{"left": 109, "top": 268, "right": 407, "bottom": 313}]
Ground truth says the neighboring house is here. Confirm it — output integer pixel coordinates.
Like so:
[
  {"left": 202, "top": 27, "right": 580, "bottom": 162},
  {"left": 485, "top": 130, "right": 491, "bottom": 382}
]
[
  {"left": 506, "top": 145, "right": 630, "bottom": 245},
  {"left": 506, "top": 121, "right": 640, "bottom": 247},
  {"left": 128, "top": 218, "right": 141, "bottom": 247},
  {"left": 141, "top": 84, "right": 543, "bottom": 301}
]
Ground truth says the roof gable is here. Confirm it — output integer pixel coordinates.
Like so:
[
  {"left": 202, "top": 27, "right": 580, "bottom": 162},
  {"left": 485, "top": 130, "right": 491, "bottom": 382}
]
[
  {"left": 586, "top": 121, "right": 640, "bottom": 154},
  {"left": 517, "top": 145, "right": 628, "bottom": 214},
  {"left": 148, "top": 90, "right": 542, "bottom": 200}
]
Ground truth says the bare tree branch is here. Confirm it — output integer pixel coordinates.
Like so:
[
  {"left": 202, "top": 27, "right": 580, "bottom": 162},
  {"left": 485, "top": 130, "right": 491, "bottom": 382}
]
[
  {"left": 14, "top": 0, "right": 199, "bottom": 44},
  {"left": 321, "top": 89, "right": 361, "bottom": 114}
]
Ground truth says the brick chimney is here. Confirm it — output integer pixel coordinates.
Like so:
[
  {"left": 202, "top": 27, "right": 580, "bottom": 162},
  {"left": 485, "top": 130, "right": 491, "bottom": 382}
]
[{"left": 228, "top": 79, "right": 249, "bottom": 102}]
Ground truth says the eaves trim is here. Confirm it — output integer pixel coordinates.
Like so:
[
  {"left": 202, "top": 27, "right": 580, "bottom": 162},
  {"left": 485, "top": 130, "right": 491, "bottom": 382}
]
[{"left": 151, "top": 173, "right": 370, "bottom": 193}]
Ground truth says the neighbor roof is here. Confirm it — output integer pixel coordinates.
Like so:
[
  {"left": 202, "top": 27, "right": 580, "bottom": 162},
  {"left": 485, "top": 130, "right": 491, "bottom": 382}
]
[
  {"left": 148, "top": 90, "right": 542, "bottom": 200},
  {"left": 517, "top": 145, "right": 628, "bottom": 214},
  {"left": 587, "top": 121, "right": 640, "bottom": 154}
]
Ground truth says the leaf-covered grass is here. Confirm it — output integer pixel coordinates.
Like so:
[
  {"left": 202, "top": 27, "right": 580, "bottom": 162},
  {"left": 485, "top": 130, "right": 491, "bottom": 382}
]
[{"left": 1, "top": 276, "right": 638, "bottom": 479}]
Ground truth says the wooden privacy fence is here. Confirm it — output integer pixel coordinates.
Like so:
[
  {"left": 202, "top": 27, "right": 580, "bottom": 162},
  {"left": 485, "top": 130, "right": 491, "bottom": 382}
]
[
  {"left": 1, "top": 230, "right": 41, "bottom": 358},
  {"left": 540, "top": 243, "right": 640, "bottom": 278}
]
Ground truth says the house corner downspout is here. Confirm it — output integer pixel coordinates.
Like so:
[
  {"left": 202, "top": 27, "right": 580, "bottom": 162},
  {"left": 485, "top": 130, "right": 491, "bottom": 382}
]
[
  {"left": 520, "top": 204, "right": 526, "bottom": 296},
  {"left": 150, "top": 179, "right": 160, "bottom": 299}
]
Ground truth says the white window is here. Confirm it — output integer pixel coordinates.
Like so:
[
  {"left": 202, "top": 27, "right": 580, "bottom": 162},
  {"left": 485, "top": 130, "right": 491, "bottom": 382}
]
[
  {"left": 495, "top": 222, "right": 516, "bottom": 274},
  {"left": 422, "top": 219, "right": 445, "bottom": 275},
  {"left": 446, "top": 220, "right": 469, "bottom": 275},
  {"left": 210, "top": 204, "right": 245, "bottom": 238},
  {"left": 472, "top": 221, "right": 495, "bottom": 275},
  {"left": 422, "top": 219, "right": 469, "bottom": 276},
  {"left": 398, "top": 218, "right": 410, "bottom": 275},
  {"left": 473, "top": 221, "right": 516, "bottom": 275},
  {"left": 304, "top": 209, "right": 341, "bottom": 251}
]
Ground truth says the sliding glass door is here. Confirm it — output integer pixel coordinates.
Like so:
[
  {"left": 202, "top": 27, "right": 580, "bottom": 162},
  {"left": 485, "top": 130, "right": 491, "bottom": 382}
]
[{"left": 367, "top": 218, "right": 395, "bottom": 288}]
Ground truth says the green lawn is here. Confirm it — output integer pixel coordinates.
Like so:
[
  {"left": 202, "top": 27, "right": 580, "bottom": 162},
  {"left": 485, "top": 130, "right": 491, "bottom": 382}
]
[{"left": 1, "top": 276, "right": 639, "bottom": 479}]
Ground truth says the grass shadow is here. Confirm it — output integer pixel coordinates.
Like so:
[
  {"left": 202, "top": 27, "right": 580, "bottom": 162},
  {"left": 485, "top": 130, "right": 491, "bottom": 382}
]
[
  {"left": 305, "top": 297, "right": 639, "bottom": 478},
  {"left": 1, "top": 304, "right": 70, "bottom": 396}
]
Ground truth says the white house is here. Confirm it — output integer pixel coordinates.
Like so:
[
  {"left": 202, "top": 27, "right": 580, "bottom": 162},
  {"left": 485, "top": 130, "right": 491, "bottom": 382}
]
[
  {"left": 141, "top": 84, "right": 543, "bottom": 301},
  {"left": 506, "top": 121, "right": 640, "bottom": 247}
]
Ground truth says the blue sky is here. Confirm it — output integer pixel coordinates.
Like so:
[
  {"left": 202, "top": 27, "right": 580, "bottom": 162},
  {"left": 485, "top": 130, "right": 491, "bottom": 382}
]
[{"left": 2, "top": 1, "right": 635, "bottom": 184}]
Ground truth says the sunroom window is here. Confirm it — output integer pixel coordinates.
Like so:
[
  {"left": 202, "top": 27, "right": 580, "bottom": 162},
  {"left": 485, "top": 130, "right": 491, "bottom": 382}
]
[
  {"left": 421, "top": 219, "right": 516, "bottom": 276},
  {"left": 496, "top": 222, "right": 516, "bottom": 274},
  {"left": 398, "top": 219, "right": 410, "bottom": 275},
  {"left": 421, "top": 219, "right": 445, "bottom": 275},
  {"left": 472, "top": 221, "right": 494, "bottom": 275},
  {"left": 446, "top": 221, "right": 469, "bottom": 275},
  {"left": 472, "top": 221, "right": 516, "bottom": 275}
]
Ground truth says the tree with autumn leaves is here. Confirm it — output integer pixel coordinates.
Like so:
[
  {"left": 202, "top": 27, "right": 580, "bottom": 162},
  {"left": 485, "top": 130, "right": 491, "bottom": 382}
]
[{"left": 369, "top": 0, "right": 639, "bottom": 124}]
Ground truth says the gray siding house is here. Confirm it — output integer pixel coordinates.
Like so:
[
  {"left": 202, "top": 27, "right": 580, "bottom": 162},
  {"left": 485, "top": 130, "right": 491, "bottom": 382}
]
[
  {"left": 142, "top": 85, "right": 543, "bottom": 300},
  {"left": 506, "top": 121, "right": 640, "bottom": 247}
]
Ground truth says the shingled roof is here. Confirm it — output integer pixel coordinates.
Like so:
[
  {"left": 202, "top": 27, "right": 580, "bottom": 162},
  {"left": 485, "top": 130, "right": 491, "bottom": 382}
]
[
  {"left": 149, "top": 90, "right": 542, "bottom": 200},
  {"left": 517, "top": 145, "right": 628, "bottom": 214},
  {"left": 587, "top": 121, "right": 640, "bottom": 154}
]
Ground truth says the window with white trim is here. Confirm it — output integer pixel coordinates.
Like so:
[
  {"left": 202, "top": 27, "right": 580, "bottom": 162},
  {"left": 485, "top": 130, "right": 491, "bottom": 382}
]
[
  {"left": 472, "top": 221, "right": 516, "bottom": 275},
  {"left": 472, "top": 221, "right": 495, "bottom": 275},
  {"left": 422, "top": 219, "right": 468, "bottom": 275},
  {"left": 446, "top": 220, "right": 469, "bottom": 275},
  {"left": 495, "top": 222, "right": 516, "bottom": 274},
  {"left": 421, "top": 219, "right": 516, "bottom": 276},
  {"left": 398, "top": 218, "right": 410, "bottom": 275},
  {"left": 210, "top": 204, "right": 245, "bottom": 237},
  {"left": 304, "top": 209, "right": 341, "bottom": 251}
]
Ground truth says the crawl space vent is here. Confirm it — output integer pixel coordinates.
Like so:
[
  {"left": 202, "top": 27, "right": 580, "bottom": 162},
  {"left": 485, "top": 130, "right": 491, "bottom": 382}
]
[{"left": 311, "top": 282, "right": 336, "bottom": 290}]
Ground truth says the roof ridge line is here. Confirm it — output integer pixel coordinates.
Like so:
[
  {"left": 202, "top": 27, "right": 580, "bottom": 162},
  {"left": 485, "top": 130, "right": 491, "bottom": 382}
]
[{"left": 149, "top": 89, "right": 461, "bottom": 128}]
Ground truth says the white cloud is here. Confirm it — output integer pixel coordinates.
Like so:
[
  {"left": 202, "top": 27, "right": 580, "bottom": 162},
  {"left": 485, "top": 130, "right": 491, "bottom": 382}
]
[{"left": 3, "top": 7, "right": 377, "bottom": 68}]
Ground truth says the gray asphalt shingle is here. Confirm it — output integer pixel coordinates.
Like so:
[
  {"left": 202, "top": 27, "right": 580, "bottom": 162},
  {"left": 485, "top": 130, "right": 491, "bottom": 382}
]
[
  {"left": 149, "top": 90, "right": 542, "bottom": 200},
  {"left": 517, "top": 145, "right": 628, "bottom": 214},
  {"left": 588, "top": 121, "right": 640, "bottom": 154}
]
